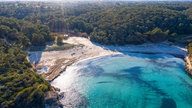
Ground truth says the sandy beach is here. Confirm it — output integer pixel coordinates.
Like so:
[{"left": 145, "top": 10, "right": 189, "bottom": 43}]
[
  {"left": 28, "top": 37, "right": 120, "bottom": 81},
  {"left": 28, "top": 37, "right": 187, "bottom": 81}
]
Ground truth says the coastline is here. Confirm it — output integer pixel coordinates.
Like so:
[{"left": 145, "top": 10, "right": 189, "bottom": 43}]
[
  {"left": 28, "top": 37, "right": 187, "bottom": 82},
  {"left": 50, "top": 42, "right": 190, "bottom": 108},
  {"left": 28, "top": 37, "right": 120, "bottom": 81},
  {"left": 27, "top": 37, "right": 189, "bottom": 107},
  {"left": 185, "top": 55, "right": 192, "bottom": 76}
]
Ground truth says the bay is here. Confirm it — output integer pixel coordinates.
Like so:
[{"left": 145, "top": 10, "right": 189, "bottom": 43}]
[{"left": 51, "top": 53, "right": 192, "bottom": 108}]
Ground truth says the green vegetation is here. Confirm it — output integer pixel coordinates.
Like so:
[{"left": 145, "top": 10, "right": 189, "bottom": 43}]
[
  {"left": 66, "top": 2, "right": 192, "bottom": 45},
  {"left": 0, "top": 16, "right": 54, "bottom": 49},
  {"left": 0, "top": 45, "right": 50, "bottom": 108},
  {"left": 1, "top": 1, "right": 191, "bottom": 45},
  {"left": 0, "top": 1, "right": 192, "bottom": 107},
  {"left": 57, "top": 36, "right": 64, "bottom": 45},
  {"left": 29, "top": 43, "right": 75, "bottom": 51},
  {"left": 28, "top": 33, "right": 74, "bottom": 51},
  {"left": 0, "top": 3, "right": 55, "bottom": 107}
]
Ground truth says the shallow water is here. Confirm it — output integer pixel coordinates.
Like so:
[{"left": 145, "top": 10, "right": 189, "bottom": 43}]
[{"left": 51, "top": 53, "right": 192, "bottom": 108}]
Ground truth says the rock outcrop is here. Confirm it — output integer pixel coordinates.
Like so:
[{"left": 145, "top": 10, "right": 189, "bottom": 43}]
[
  {"left": 44, "top": 87, "right": 63, "bottom": 108},
  {"left": 185, "top": 56, "right": 192, "bottom": 76}
]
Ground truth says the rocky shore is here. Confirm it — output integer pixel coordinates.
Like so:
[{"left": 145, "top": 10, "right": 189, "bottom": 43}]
[
  {"left": 28, "top": 37, "right": 119, "bottom": 82},
  {"left": 185, "top": 56, "right": 192, "bottom": 76},
  {"left": 28, "top": 37, "right": 188, "bottom": 107},
  {"left": 29, "top": 37, "right": 187, "bottom": 82},
  {"left": 44, "top": 87, "right": 63, "bottom": 108},
  {"left": 42, "top": 58, "right": 78, "bottom": 82}
]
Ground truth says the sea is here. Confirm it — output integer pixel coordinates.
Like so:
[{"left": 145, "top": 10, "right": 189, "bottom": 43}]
[{"left": 51, "top": 53, "right": 192, "bottom": 108}]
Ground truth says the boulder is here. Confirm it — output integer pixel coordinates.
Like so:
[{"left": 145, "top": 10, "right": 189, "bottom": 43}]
[{"left": 44, "top": 91, "right": 63, "bottom": 108}]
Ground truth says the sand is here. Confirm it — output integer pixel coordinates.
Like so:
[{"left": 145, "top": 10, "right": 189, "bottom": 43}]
[
  {"left": 28, "top": 37, "right": 119, "bottom": 81},
  {"left": 28, "top": 37, "right": 186, "bottom": 81}
]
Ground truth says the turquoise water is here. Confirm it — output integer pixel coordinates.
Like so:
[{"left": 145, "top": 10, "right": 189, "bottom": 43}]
[{"left": 52, "top": 53, "right": 192, "bottom": 108}]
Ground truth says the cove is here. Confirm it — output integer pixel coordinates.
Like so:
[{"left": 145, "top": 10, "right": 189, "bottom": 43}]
[{"left": 51, "top": 53, "right": 192, "bottom": 108}]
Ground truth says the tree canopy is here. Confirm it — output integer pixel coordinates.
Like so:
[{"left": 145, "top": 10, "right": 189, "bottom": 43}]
[
  {"left": 0, "top": 45, "right": 50, "bottom": 108},
  {"left": 1, "top": 1, "right": 191, "bottom": 45},
  {"left": 0, "top": 1, "right": 192, "bottom": 107},
  {"left": 0, "top": 16, "right": 54, "bottom": 49}
]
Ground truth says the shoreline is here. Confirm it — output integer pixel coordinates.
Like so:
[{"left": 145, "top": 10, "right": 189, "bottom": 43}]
[
  {"left": 27, "top": 37, "right": 189, "bottom": 107},
  {"left": 28, "top": 37, "right": 187, "bottom": 82},
  {"left": 185, "top": 56, "right": 192, "bottom": 76},
  {"left": 28, "top": 37, "right": 120, "bottom": 81}
]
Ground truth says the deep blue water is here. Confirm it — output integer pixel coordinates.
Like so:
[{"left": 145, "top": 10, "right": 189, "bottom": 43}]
[{"left": 52, "top": 53, "right": 192, "bottom": 108}]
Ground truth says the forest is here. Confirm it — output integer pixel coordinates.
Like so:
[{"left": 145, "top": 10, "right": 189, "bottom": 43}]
[
  {"left": 1, "top": 1, "right": 191, "bottom": 45},
  {"left": 0, "top": 16, "right": 54, "bottom": 48},
  {"left": 0, "top": 2, "right": 54, "bottom": 108},
  {"left": 0, "top": 1, "right": 192, "bottom": 107},
  {"left": 0, "top": 45, "right": 50, "bottom": 108}
]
